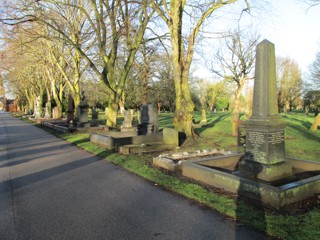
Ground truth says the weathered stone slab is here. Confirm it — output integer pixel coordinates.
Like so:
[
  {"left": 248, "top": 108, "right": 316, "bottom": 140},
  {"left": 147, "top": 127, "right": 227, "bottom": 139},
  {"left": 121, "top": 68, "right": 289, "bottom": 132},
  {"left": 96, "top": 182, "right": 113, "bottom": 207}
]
[
  {"left": 90, "top": 133, "right": 114, "bottom": 149},
  {"left": 182, "top": 155, "right": 320, "bottom": 208},
  {"left": 90, "top": 132, "right": 162, "bottom": 150},
  {"left": 153, "top": 156, "right": 183, "bottom": 172},
  {"left": 163, "top": 128, "right": 179, "bottom": 146},
  {"left": 119, "top": 143, "right": 175, "bottom": 155}
]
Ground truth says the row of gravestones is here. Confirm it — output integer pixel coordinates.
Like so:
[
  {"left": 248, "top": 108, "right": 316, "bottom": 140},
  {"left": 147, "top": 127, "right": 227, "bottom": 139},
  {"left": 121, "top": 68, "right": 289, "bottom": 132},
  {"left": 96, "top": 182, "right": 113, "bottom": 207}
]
[
  {"left": 121, "top": 104, "right": 158, "bottom": 135},
  {"left": 73, "top": 92, "right": 159, "bottom": 133},
  {"left": 32, "top": 90, "right": 159, "bottom": 134}
]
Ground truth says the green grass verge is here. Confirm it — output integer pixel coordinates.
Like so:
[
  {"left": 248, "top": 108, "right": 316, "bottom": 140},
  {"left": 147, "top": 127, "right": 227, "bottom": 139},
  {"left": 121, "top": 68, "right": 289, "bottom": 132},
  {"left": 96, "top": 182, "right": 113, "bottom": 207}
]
[{"left": 60, "top": 130, "right": 320, "bottom": 240}]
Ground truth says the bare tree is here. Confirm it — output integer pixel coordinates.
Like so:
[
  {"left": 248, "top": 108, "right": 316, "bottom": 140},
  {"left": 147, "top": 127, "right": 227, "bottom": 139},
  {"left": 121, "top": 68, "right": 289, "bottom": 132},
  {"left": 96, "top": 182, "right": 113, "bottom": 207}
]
[
  {"left": 308, "top": 50, "right": 320, "bottom": 130},
  {"left": 277, "top": 58, "right": 303, "bottom": 113},
  {"left": 151, "top": 0, "right": 249, "bottom": 138},
  {"left": 0, "top": 0, "right": 155, "bottom": 127},
  {"left": 309, "top": 52, "right": 320, "bottom": 89},
  {"left": 208, "top": 30, "right": 259, "bottom": 136}
]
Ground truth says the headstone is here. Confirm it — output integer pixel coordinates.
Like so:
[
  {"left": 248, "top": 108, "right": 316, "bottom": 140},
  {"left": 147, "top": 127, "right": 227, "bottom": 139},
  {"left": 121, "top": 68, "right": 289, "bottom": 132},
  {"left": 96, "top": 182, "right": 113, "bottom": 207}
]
[
  {"left": 122, "top": 110, "right": 133, "bottom": 128},
  {"left": 138, "top": 104, "right": 158, "bottom": 135},
  {"left": 239, "top": 39, "right": 292, "bottom": 182},
  {"left": 77, "top": 91, "right": 90, "bottom": 128},
  {"left": 120, "top": 110, "right": 136, "bottom": 132},
  {"left": 66, "top": 94, "right": 74, "bottom": 124},
  {"left": 92, "top": 107, "right": 98, "bottom": 120},
  {"left": 44, "top": 103, "right": 51, "bottom": 118},
  {"left": 200, "top": 109, "right": 207, "bottom": 125},
  {"left": 163, "top": 128, "right": 179, "bottom": 146},
  {"left": 52, "top": 106, "right": 60, "bottom": 119},
  {"left": 34, "top": 96, "right": 41, "bottom": 118},
  {"left": 90, "top": 107, "right": 99, "bottom": 127}
]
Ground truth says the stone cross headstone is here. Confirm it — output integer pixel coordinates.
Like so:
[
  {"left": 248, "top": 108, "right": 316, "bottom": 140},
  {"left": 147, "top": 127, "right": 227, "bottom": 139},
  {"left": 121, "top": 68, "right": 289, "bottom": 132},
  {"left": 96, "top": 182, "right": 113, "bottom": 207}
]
[{"left": 239, "top": 39, "right": 292, "bottom": 182}]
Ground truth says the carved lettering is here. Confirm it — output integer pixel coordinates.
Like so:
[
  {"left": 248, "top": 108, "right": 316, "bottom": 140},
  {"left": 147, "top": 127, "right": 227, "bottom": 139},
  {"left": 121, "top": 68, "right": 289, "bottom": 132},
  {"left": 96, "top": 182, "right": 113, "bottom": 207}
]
[
  {"left": 247, "top": 131, "right": 267, "bottom": 162},
  {"left": 268, "top": 131, "right": 284, "bottom": 145}
]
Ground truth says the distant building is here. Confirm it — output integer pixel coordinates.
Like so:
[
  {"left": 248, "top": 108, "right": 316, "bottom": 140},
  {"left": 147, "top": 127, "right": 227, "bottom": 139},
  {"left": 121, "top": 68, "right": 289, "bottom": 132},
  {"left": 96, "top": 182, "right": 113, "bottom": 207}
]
[{"left": 0, "top": 98, "right": 18, "bottom": 112}]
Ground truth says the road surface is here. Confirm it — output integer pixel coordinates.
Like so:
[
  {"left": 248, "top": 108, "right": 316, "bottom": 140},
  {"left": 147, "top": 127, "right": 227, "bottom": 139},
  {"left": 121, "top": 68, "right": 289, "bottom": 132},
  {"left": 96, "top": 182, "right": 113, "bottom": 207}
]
[{"left": 0, "top": 111, "right": 269, "bottom": 240}]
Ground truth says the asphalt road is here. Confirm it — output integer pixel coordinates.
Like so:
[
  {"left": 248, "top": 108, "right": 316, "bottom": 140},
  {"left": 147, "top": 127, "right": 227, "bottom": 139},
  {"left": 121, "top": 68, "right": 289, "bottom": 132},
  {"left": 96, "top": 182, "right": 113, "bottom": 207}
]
[{"left": 0, "top": 111, "right": 269, "bottom": 240}]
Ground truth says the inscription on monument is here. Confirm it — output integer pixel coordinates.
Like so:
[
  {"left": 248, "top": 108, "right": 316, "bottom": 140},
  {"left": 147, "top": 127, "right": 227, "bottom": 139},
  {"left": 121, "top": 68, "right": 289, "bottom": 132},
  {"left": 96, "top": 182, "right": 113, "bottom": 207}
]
[
  {"left": 247, "top": 131, "right": 267, "bottom": 163},
  {"left": 268, "top": 131, "right": 284, "bottom": 144}
]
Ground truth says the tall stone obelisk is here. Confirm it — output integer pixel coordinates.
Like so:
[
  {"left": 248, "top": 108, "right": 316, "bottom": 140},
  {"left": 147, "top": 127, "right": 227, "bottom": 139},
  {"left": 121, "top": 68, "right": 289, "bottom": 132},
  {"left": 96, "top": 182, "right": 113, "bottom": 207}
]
[{"left": 239, "top": 40, "right": 292, "bottom": 182}]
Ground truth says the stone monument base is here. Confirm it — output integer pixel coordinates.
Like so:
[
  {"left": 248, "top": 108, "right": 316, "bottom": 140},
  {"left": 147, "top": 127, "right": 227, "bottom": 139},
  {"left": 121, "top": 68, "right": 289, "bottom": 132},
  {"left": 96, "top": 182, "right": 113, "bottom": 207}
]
[
  {"left": 238, "top": 160, "right": 292, "bottom": 182},
  {"left": 77, "top": 122, "right": 90, "bottom": 128},
  {"left": 77, "top": 104, "right": 89, "bottom": 128},
  {"left": 137, "top": 123, "right": 155, "bottom": 135}
]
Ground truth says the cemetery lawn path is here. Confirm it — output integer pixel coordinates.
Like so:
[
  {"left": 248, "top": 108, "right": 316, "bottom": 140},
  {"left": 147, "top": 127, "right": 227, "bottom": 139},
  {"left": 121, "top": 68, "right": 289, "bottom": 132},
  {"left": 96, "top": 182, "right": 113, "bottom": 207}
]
[{"left": 0, "top": 111, "right": 269, "bottom": 240}]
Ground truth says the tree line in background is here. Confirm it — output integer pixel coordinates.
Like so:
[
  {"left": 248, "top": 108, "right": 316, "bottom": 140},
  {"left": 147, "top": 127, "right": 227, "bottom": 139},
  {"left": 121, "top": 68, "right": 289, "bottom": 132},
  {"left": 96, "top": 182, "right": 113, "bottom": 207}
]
[{"left": 0, "top": 0, "right": 319, "bottom": 138}]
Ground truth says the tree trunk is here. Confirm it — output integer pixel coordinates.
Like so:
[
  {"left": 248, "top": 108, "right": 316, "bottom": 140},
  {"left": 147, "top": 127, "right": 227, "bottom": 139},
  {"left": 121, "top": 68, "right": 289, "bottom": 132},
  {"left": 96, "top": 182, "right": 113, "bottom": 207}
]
[
  {"left": 119, "top": 97, "right": 125, "bottom": 116},
  {"left": 107, "top": 101, "right": 118, "bottom": 127},
  {"left": 25, "top": 91, "right": 33, "bottom": 113},
  {"left": 232, "top": 80, "right": 245, "bottom": 137},
  {"left": 209, "top": 103, "right": 213, "bottom": 112},
  {"left": 51, "top": 79, "right": 63, "bottom": 118},
  {"left": 173, "top": 71, "right": 194, "bottom": 137},
  {"left": 310, "top": 113, "right": 320, "bottom": 130},
  {"left": 38, "top": 85, "right": 44, "bottom": 118},
  {"left": 46, "top": 88, "right": 52, "bottom": 118}
]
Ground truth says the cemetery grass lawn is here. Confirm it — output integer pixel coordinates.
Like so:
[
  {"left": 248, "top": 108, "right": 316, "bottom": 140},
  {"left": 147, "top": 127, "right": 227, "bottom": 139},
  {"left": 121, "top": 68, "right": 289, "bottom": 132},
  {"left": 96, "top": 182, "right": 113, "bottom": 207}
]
[{"left": 18, "top": 112, "right": 320, "bottom": 239}]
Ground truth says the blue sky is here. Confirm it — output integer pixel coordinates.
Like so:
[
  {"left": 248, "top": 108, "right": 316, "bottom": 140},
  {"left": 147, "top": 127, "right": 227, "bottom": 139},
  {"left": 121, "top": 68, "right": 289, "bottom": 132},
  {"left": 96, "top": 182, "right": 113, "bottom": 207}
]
[
  {"left": 260, "top": 0, "right": 320, "bottom": 72},
  {"left": 194, "top": 0, "right": 320, "bottom": 80}
]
